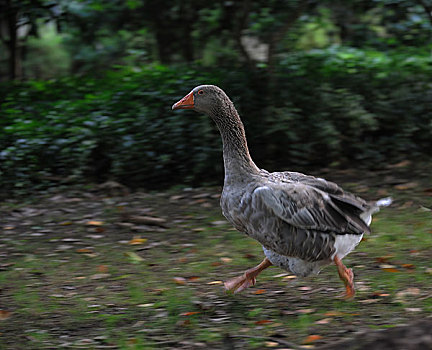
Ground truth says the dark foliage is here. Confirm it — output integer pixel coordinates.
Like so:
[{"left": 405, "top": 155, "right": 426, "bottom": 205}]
[{"left": 1, "top": 48, "right": 431, "bottom": 194}]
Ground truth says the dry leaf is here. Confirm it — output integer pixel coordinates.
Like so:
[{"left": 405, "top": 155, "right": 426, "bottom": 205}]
[
  {"left": 255, "top": 319, "right": 272, "bottom": 325},
  {"left": 389, "top": 160, "right": 411, "bottom": 168},
  {"left": 220, "top": 257, "right": 232, "bottom": 263},
  {"left": 405, "top": 308, "right": 422, "bottom": 312},
  {"left": 180, "top": 311, "right": 200, "bottom": 316},
  {"left": 265, "top": 341, "right": 279, "bottom": 347},
  {"left": 0, "top": 310, "right": 12, "bottom": 321},
  {"left": 76, "top": 248, "right": 94, "bottom": 254},
  {"left": 128, "top": 215, "right": 167, "bottom": 227},
  {"left": 394, "top": 182, "right": 418, "bottom": 190},
  {"left": 375, "top": 255, "right": 394, "bottom": 263},
  {"left": 401, "top": 264, "right": 415, "bottom": 270},
  {"left": 87, "top": 220, "right": 104, "bottom": 226},
  {"left": 283, "top": 275, "right": 297, "bottom": 280},
  {"left": 252, "top": 289, "right": 266, "bottom": 295},
  {"left": 207, "top": 280, "right": 223, "bottom": 285},
  {"left": 381, "top": 267, "right": 401, "bottom": 273},
  {"left": 124, "top": 251, "right": 144, "bottom": 262},
  {"left": 98, "top": 265, "right": 109, "bottom": 273},
  {"left": 303, "top": 335, "right": 322, "bottom": 344},
  {"left": 315, "top": 318, "right": 332, "bottom": 324},
  {"left": 273, "top": 273, "right": 289, "bottom": 278},
  {"left": 298, "top": 286, "right": 312, "bottom": 291},
  {"left": 298, "top": 308, "right": 316, "bottom": 314},
  {"left": 187, "top": 276, "right": 200, "bottom": 282},
  {"left": 128, "top": 236, "right": 148, "bottom": 245},
  {"left": 173, "top": 277, "right": 187, "bottom": 285}
]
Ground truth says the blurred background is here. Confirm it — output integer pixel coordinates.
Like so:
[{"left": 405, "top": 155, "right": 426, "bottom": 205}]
[{"left": 0, "top": 0, "right": 431, "bottom": 195}]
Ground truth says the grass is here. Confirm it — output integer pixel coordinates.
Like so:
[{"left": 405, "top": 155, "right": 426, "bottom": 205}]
[{"left": 0, "top": 173, "right": 431, "bottom": 349}]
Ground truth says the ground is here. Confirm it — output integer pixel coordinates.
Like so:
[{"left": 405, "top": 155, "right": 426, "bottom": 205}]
[{"left": 0, "top": 164, "right": 431, "bottom": 349}]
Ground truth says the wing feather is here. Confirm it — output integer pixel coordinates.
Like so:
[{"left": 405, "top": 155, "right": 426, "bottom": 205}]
[{"left": 253, "top": 183, "right": 370, "bottom": 235}]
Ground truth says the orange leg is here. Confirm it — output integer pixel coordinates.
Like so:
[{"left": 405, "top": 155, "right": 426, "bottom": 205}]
[
  {"left": 334, "top": 256, "right": 355, "bottom": 299},
  {"left": 224, "top": 258, "right": 272, "bottom": 294}
]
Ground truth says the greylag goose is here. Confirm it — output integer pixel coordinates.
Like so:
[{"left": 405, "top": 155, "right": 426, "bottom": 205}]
[{"left": 172, "top": 85, "right": 391, "bottom": 298}]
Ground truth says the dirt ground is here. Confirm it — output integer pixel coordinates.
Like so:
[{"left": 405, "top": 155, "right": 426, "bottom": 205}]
[{"left": 1, "top": 164, "right": 431, "bottom": 349}]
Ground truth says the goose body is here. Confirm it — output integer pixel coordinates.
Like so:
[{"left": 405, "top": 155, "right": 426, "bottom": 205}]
[{"left": 172, "top": 85, "right": 391, "bottom": 298}]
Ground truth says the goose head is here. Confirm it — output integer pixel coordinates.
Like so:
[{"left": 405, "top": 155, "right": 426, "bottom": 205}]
[{"left": 172, "top": 85, "right": 228, "bottom": 115}]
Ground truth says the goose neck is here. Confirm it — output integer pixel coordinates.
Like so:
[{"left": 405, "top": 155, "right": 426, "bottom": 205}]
[{"left": 210, "top": 104, "right": 259, "bottom": 177}]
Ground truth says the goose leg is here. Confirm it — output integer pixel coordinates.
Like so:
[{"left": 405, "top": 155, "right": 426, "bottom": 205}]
[
  {"left": 224, "top": 258, "right": 272, "bottom": 293},
  {"left": 334, "top": 256, "right": 355, "bottom": 299}
]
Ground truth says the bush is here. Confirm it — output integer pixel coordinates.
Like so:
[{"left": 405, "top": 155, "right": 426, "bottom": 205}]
[{"left": 1, "top": 47, "right": 431, "bottom": 194}]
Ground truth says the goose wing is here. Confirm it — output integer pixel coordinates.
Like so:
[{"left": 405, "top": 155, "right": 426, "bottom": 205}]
[{"left": 252, "top": 182, "right": 370, "bottom": 235}]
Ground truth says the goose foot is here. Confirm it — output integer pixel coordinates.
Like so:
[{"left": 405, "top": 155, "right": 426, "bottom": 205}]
[
  {"left": 224, "top": 258, "right": 272, "bottom": 294},
  {"left": 334, "top": 256, "right": 355, "bottom": 299}
]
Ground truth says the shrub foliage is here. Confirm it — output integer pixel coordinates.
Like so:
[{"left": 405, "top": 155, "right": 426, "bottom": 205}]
[{"left": 1, "top": 48, "right": 431, "bottom": 193}]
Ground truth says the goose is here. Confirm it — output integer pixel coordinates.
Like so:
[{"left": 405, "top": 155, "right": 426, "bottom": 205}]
[{"left": 172, "top": 85, "right": 391, "bottom": 298}]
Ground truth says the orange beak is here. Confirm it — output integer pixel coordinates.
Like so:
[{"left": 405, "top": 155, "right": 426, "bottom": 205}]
[{"left": 172, "top": 91, "right": 194, "bottom": 110}]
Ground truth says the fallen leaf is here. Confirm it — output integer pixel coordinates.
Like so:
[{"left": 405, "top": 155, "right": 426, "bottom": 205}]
[
  {"left": 4, "top": 226, "right": 15, "bottom": 230},
  {"left": 60, "top": 221, "right": 73, "bottom": 226},
  {"left": 389, "top": 160, "right": 411, "bottom": 168},
  {"left": 124, "top": 251, "right": 144, "bottom": 263},
  {"left": 187, "top": 276, "right": 200, "bottom": 282},
  {"left": 401, "top": 264, "right": 415, "bottom": 269},
  {"left": 381, "top": 267, "right": 401, "bottom": 273},
  {"left": 0, "top": 310, "right": 12, "bottom": 320},
  {"left": 127, "top": 338, "right": 138, "bottom": 345},
  {"left": 255, "top": 320, "right": 272, "bottom": 325},
  {"left": 303, "top": 335, "right": 322, "bottom": 344},
  {"left": 282, "top": 275, "right": 297, "bottom": 280},
  {"left": 173, "top": 277, "right": 187, "bottom": 285},
  {"left": 128, "top": 236, "right": 148, "bottom": 245},
  {"left": 298, "top": 308, "right": 315, "bottom": 314},
  {"left": 273, "top": 273, "right": 289, "bottom": 278},
  {"left": 87, "top": 220, "right": 104, "bottom": 226},
  {"left": 138, "top": 303, "right": 154, "bottom": 308},
  {"left": 394, "top": 182, "right": 418, "bottom": 190},
  {"left": 371, "top": 292, "right": 390, "bottom": 297},
  {"left": 180, "top": 311, "right": 200, "bottom": 316},
  {"left": 252, "top": 289, "right": 266, "bottom": 295},
  {"left": 405, "top": 307, "right": 422, "bottom": 312},
  {"left": 211, "top": 220, "right": 227, "bottom": 226},
  {"left": 315, "top": 318, "right": 332, "bottom": 324},
  {"left": 98, "top": 265, "right": 109, "bottom": 273},
  {"left": 76, "top": 248, "right": 94, "bottom": 254},
  {"left": 128, "top": 215, "right": 167, "bottom": 227},
  {"left": 91, "top": 273, "right": 110, "bottom": 280},
  {"left": 298, "top": 286, "right": 312, "bottom": 291},
  {"left": 265, "top": 341, "right": 279, "bottom": 347},
  {"left": 220, "top": 257, "right": 232, "bottom": 263},
  {"left": 375, "top": 255, "right": 394, "bottom": 263},
  {"left": 207, "top": 280, "right": 223, "bottom": 285}
]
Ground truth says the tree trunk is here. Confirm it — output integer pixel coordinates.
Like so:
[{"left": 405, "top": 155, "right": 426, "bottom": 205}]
[{"left": 1, "top": 0, "right": 21, "bottom": 80}]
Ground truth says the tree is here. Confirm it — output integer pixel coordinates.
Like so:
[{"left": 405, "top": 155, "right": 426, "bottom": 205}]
[{"left": 0, "top": 0, "right": 62, "bottom": 80}]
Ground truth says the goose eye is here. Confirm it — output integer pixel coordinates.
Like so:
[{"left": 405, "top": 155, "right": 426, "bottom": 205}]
[{"left": 198, "top": 90, "right": 204, "bottom": 95}]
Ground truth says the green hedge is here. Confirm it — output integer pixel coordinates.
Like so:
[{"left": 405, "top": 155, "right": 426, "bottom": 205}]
[{"left": 1, "top": 47, "right": 431, "bottom": 194}]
